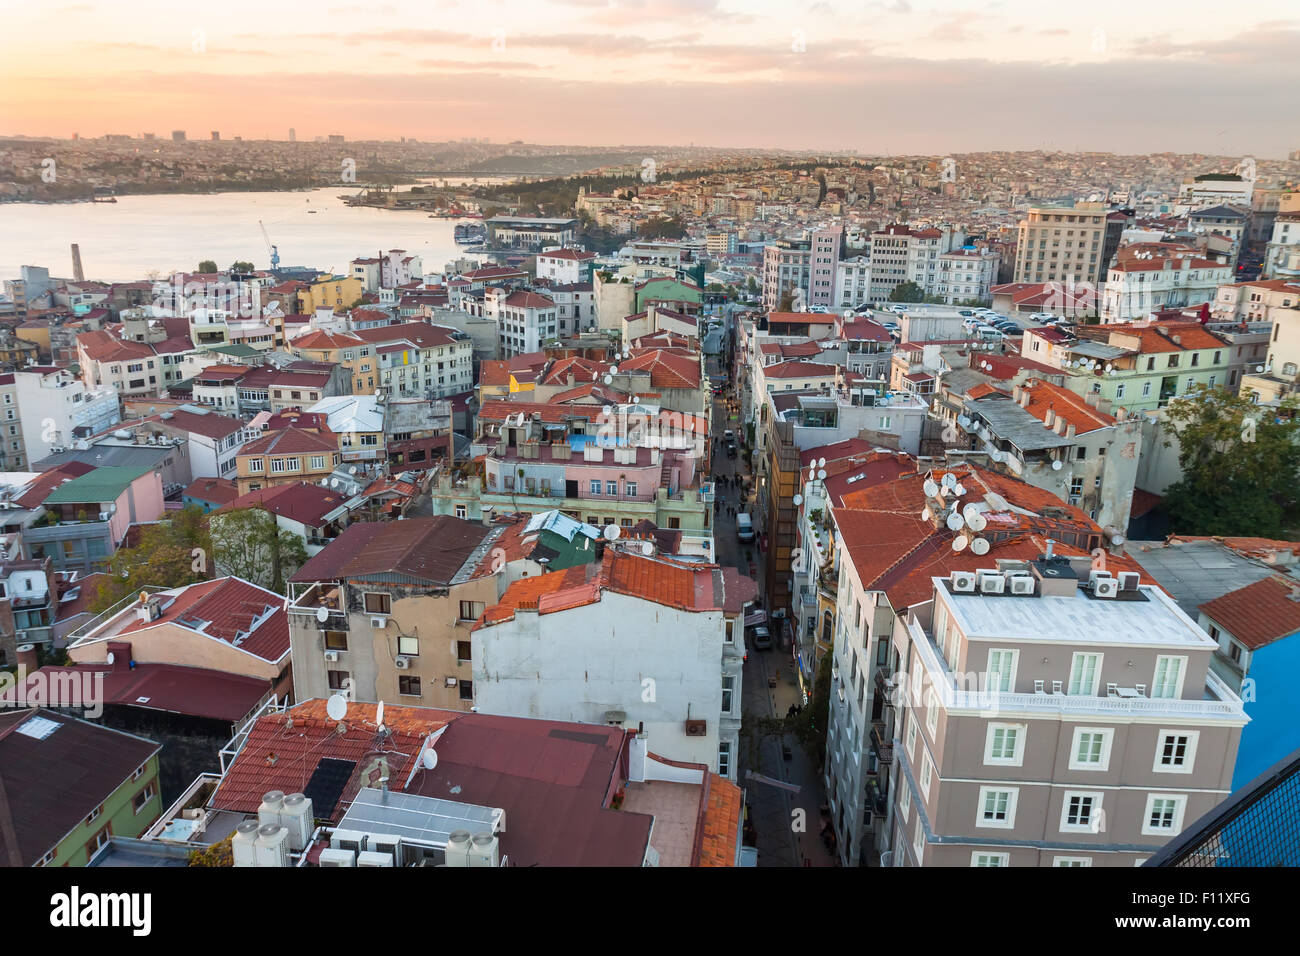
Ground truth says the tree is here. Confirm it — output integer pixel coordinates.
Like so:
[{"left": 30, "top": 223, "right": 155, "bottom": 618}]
[
  {"left": 889, "top": 281, "right": 926, "bottom": 303},
  {"left": 1160, "top": 387, "right": 1300, "bottom": 537},
  {"left": 210, "top": 506, "right": 308, "bottom": 594},
  {"left": 230, "top": 260, "right": 255, "bottom": 273},
  {"left": 91, "top": 506, "right": 212, "bottom": 612},
  {"left": 196, "top": 259, "right": 218, "bottom": 273}
]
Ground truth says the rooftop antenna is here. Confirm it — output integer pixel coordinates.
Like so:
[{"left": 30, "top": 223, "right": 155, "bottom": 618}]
[{"left": 326, "top": 693, "right": 348, "bottom": 722}]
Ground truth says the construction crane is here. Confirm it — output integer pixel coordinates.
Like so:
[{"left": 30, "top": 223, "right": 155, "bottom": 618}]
[{"left": 258, "top": 219, "right": 280, "bottom": 270}]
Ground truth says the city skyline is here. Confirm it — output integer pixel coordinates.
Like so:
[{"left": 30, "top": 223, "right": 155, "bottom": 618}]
[{"left": 3, "top": 0, "right": 1300, "bottom": 156}]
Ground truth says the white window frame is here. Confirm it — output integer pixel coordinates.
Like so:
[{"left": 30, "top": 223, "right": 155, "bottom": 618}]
[
  {"left": 1067, "top": 652, "right": 1102, "bottom": 696},
  {"left": 919, "top": 752, "right": 933, "bottom": 799},
  {"left": 925, "top": 690, "right": 939, "bottom": 736},
  {"left": 986, "top": 648, "right": 1018, "bottom": 693},
  {"left": 1068, "top": 727, "right": 1114, "bottom": 771},
  {"left": 1153, "top": 729, "right": 1199, "bottom": 775},
  {"left": 1151, "top": 655, "right": 1187, "bottom": 699},
  {"left": 906, "top": 713, "right": 917, "bottom": 761},
  {"left": 984, "top": 722, "right": 1025, "bottom": 767},
  {"left": 976, "top": 786, "right": 1018, "bottom": 829},
  {"left": 1053, "top": 856, "right": 1093, "bottom": 867},
  {"left": 898, "top": 776, "right": 910, "bottom": 823},
  {"left": 1060, "top": 790, "right": 1104, "bottom": 833},
  {"left": 971, "top": 851, "right": 1009, "bottom": 867},
  {"left": 1142, "top": 793, "right": 1187, "bottom": 836},
  {"left": 912, "top": 815, "right": 925, "bottom": 862}
]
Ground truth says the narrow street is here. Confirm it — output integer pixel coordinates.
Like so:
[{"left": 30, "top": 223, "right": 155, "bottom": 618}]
[{"left": 709, "top": 337, "right": 837, "bottom": 867}]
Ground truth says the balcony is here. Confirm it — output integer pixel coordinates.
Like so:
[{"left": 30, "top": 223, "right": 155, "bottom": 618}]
[
  {"left": 288, "top": 583, "right": 349, "bottom": 628},
  {"left": 869, "top": 722, "right": 893, "bottom": 766}
]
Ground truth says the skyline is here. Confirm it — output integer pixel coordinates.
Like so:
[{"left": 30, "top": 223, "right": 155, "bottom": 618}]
[{"left": 3, "top": 0, "right": 1299, "bottom": 156}]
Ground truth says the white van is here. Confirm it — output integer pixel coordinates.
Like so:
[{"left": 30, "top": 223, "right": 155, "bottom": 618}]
[{"left": 736, "top": 513, "right": 755, "bottom": 542}]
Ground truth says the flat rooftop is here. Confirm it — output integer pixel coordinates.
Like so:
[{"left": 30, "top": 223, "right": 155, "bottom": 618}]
[
  {"left": 1125, "top": 539, "right": 1294, "bottom": 619},
  {"left": 621, "top": 780, "right": 700, "bottom": 868},
  {"left": 937, "top": 579, "right": 1217, "bottom": 649},
  {"left": 336, "top": 787, "right": 502, "bottom": 848}
]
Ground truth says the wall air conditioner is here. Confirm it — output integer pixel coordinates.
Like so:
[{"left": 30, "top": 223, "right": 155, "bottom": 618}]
[
  {"left": 323, "top": 650, "right": 339, "bottom": 663},
  {"left": 684, "top": 719, "right": 707, "bottom": 737},
  {"left": 950, "top": 571, "right": 976, "bottom": 593},
  {"left": 445, "top": 676, "right": 458, "bottom": 688},
  {"left": 1093, "top": 578, "right": 1119, "bottom": 599},
  {"left": 371, "top": 616, "right": 388, "bottom": 628},
  {"left": 1117, "top": 571, "right": 1140, "bottom": 591},
  {"left": 394, "top": 655, "right": 411, "bottom": 670},
  {"left": 318, "top": 848, "right": 355, "bottom": 867},
  {"left": 977, "top": 570, "right": 1005, "bottom": 594},
  {"left": 1008, "top": 574, "right": 1035, "bottom": 595}
]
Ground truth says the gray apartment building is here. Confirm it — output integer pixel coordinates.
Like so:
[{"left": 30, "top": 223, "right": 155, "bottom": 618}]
[{"left": 886, "top": 556, "right": 1246, "bottom": 867}]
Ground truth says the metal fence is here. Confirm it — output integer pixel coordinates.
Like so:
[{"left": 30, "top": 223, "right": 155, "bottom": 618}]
[{"left": 1144, "top": 748, "right": 1300, "bottom": 867}]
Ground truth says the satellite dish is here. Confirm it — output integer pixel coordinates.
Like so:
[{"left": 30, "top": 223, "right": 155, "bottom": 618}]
[
  {"left": 1112, "top": 534, "right": 1126, "bottom": 546},
  {"left": 817, "top": 457, "right": 827, "bottom": 469},
  {"left": 349, "top": 466, "right": 358, "bottom": 474},
  {"left": 923, "top": 478, "right": 939, "bottom": 497},
  {"left": 641, "top": 540, "right": 655, "bottom": 555},
  {"left": 604, "top": 375, "right": 614, "bottom": 385},
  {"left": 604, "top": 523, "right": 621, "bottom": 540},
  {"left": 942, "top": 473, "right": 956, "bottom": 489},
  {"left": 817, "top": 469, "right": 827, "bottom": 480},
  {"left": 953, "top": 483, "right": 965, "bottom": 496},
  {"left": 326, "top": 694, "right": 348, "bottom": 721},
  {"left": 966, "top": 511, "right": 987, "bottom": 532},
  {"left": 316, "top": 606, "right": 329, "bottom": 623},
  {"left": 602, "top": 405, "right": 613, "bottom": 416},
  {"left": 951, "top": 535, "right": 968, "bottom": 552},
  {"left": 792, "top": 494, "right": 803, "bottom": 506},
  {"left": 1105, "top": 364, "right": 1113, "bottom": 372},
  {"left": 991, "top": 450, "right": 1004, "bottom": 463},
  {"left": 1052, "top": 459, "right": 1063, "bottom": 471},
  {"left": 1256, "top": 365, "right": 1264, "bottom": 373},
  {"left": 945, "top": 512, "right": 964, "bottom": 531},
  {"left": 971, "top": 537, "right": 990, "bottom": 556},
  {"left": 106, "top": 651, "right": 115, "bottom": 666},
  {"left": 421, "top": 748, "right": 438, "bottom": 770},
  {"left": 610, "top": 365, "right": 619, "bottom": 375}
]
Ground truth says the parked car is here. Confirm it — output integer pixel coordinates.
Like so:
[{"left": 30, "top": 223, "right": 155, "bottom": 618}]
[
  {"left": 977, "top": 327, "right": 1006, "bottom": 341},
  {"left": 749, "top": 624, "right": 772, "bottom": 650},
  {"left": 727, "top": 442, "right": 738, "bottom": 459}
]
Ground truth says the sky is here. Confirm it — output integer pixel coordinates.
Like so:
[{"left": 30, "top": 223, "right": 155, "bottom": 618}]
[{"left": 2, "top": 0, "right": 1299, "bottom": 156}]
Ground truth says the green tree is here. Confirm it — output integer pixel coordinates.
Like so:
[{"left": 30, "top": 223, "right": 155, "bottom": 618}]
[
  {"left": 196, "top": 259, "right": 218, "bottom": 273},
  {"left": 230, "top": 260, "right": 255, "bottom": 272},
  {"left": 210, "top": 506, "right": 308, "bottom": 594},
  {"left": 91, "top": 506, "right": 212, "bottom": 612},
  {"left": 1161, "top": 387, "right": 1300, "bottom": 537},
  {"left": 889, "top": 281, "right": 926, "bottom": 303}
]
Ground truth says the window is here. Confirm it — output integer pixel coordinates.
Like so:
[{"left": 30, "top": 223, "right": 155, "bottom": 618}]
[
  {"left": 919, "top": 753, "right": 933, "bottom": 798},
  {"left": 986, "top": 649, "right": 1017, "bottom": 692},
  {"left": 458, "top": 679, "right": 474, "bottom": 701},
  {"left": 327, "top": 670, "right": 350, "bottom": 690},
  {"left": 1070, "top": 728, "right": 1114, "bottom": 771},
  {"left": 1054, "top": 856, "right": 1092, "bottom": 867},
  {"left": 1154, "top": 730, "right": 1198, "bottom": 774},
  {"left": 590, "top": 480, "right": 602, "bottom": 495},
  {"left": 898, "top": 777, "right": 910, "bottom": 822},
  {"left": 85, "top": 804, "right": 104, "bottom": 825},
  {"left": 459, "top": 600, "right": 485, "bottom": 621},
  {"left": 1060, "top": 791, "right": 1103, "bottom": 832},
  {"left": 977, "top": 787, "right": 1017, "bottom": 829},
  {"left": 718, "top": 741, "right": 731, "bottom": 777},
  {"left": 247, "top": 458, "right": 263, "bottom": 473},
  {"left": 90, "top": 824, "right": 111, "bottom": 854},
  {"left": 625, "top": 481, "right": 637, "bottom": 497},
  {"left": 363, "top": 593, "right": 391, "bottom": 615},
  {"left": 925, "top": 690, "right": 939, "bottom": 736},
  {"left": 724, "top": 620, "right": 734, "bottom": 644},
  {"left": 310, "top": 455, "right": 325, "bottom": 470},
  {"left": 913, "top": 816, "right": 925, "bottom": 861},
  {"left": 1143, "top": 794, "right": 1187, "bottom": 835},
  {"left": 971, "top": 852, "right": 1009, "bottom": 867},
  {"left": 985, "top": 723, "right": 1024, "bottom": 766},
  {"left": 906, "top": 713, "right": 917, "bottom": 759},
  {"left": 605, "top": 480, "right": 618, "bottom": 496},
  {"left": 324, "top": 631, "right": 348, "bottom": 651},
  {"left": 1142, "top": 381, "right": 1152, "bottom": 397},
  {"left": 1067, "top": 652, "right": 1102, "bottom": 696},
  {"left": 399, "top": 675, "right": 422, "bottom": 696},
  {"left": 456, "top": 640, "right": 472, "bottom": 663},
  {"left": 133, "top": 784, "right": 156, "bottom": 814},
  {"left": 397, "top": 634, "right": 419, "bottom": 656},
  {"left": 722, "top": 675, "right": 735, "bottom": 714},
  {"left": 1152, "top": 656, "right": 1185, "bottom": 699}
]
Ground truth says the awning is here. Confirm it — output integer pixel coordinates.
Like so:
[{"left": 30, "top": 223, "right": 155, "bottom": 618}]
[{"left": 744, "top": 610, "right": 767, "bottom": 627}]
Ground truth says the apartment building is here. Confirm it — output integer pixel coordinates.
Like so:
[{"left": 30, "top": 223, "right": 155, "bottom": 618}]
[
  {"left": 26, "top": 465, "right": 166, "bottom": 575},
  {"left": 0, "top": 374, "right": 27, "bottom": 471},
  {"left": 472, "top": 550, "right": 751, "bottom": 780},
  {"left": 1013, "top": 202, "right": 1108, "bottom": 287},
  {"left": 0, "top": 556, "right": 60, "bottom": 663},
  {"left": 536, "top": 248, "right": 596, "bottom": 285},
  {"left": 1212, "top": 277, "right": 1300, "bottom": 323},
  {"left": 286, "top": 516, "right": 524, "bottom": 710},
  {"left": 235, "top": 426, "right": 341, "bottom": 494},
  {"left": 836, "top": 256, "right": 872, "bottom": 309},
  {"left": 1101, "top": 248, "right": 1232, "bottom": 322},
  {"left": 289, "top": 322, "right": 472, "bottom": 399},
  {"left": 884, "top": 554, "right": 1246, "bottom": 867},
  {"left": 935, "top": 249, "right": 1000, "bottom": 305},
  {"left": 761, "top": 226, "right": 843, "bottom": 312}
]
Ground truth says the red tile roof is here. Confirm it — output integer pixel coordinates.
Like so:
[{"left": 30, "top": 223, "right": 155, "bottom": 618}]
[
  {"left": 116, "top": 578, "right": 290, "bottom": 663},
  {"left": 76, "top": 329, "right": 155, "bottom": 363},
  {"left": 763, "top": 360, "right": 838, "bottom": 379},
  {"left": 239, "top": 426, "right": 337, "bottom": 456},
  {"left": 699, "top": 773, "right": 742, "bottom": 867},
  {"left": 183, "top": 477, "right": 240, "bottom": 506},
  {"left": 216, "top": 482, "right": 346, "bottom": 526},
  {"left": 1198, "top": 576, "right": 1300, "bottom": 650}
]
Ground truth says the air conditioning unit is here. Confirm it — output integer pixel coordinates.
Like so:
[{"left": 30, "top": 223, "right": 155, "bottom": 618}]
[
  {"left": 1008, "top": 575, "right": 1035, "bottom": 595},
  {"left": 98, "top": 511, "right": 111, "bottom": 521},
  {"left": 1088, "top": 569, "right": 1114, "bottom": 590},
  {"left": 318, "top": 848, "right": 356, "bottom": 867},
  {"left": 445, "top": 676, "right": 458, "bottom": 687},
  {"left": 323, "top": 650, "right": 339, "bottom": 662},
  {"left": 1094, "top": 578, "right": 1119, "bottom": 599},
  {"left": 978, "top": 570, "right": 1005, "bottom": 594},
  {"left": 684, "top": 719, "right": 707, "bottom": 737},
  {"left": 371, "top": 616, "right": 388, "bottom": 628},
  {"left": 1117, "top": 571, "right": 1140, "bottom": 591},
  {"left": 950, "top": 571, "right": 976, "bottom": 593},
  {"left": 394, "top": 656, "right": 410, "bottom": 670},
  {"left": 357, "top": 850, "right": 394, "bottom": 867},
  {"left": 330, "top": 829, "right": 366, "bottom": 854}
]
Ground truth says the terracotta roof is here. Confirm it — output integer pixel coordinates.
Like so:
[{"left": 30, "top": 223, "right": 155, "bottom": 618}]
[
  {"left": 291, "top": 517, "right": 490, "bottom": 585},
  {"left": 216, "top": 482, "right": 346, "bottom": 526},
  {"left": 479, "top": 360, "right": 511, "bottom": 386},
  {"left": 502, "top": 290, "right": 556, "bottom": 310},
  {"left": 163, "top": 407, "right": 247, "bottom": 440},
  {"left": 239, "top": 426, "right": 337, "bottom": 457},
  {"left": 76, "top": 329, "right": 155, "bottom": 363},
  {"left": 1015, "top": 379, "right": 1117, "bottom": 434},
  {"left": 763, "top": 360, "right": 838, "bottom": 379},
  {"left": 116, "top": 578, "right": 290, "bottom": 663},
  {"left": 540, "top": 356, "right": 611, "bottom": 386},
  {"left": 698, "top": 773, "right": 742, "bottom": 866},
  {"left": 16, "top": 461, "right": 96, "bottom": 508},
  {"left": 1198, "top": 575, "right": 1300, "bottom": 650},
  {"left": 183, "top": 477, "right": 240, "bottom": 506}
]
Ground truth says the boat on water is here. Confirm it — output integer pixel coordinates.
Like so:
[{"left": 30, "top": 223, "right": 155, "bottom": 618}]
[{"left": 454, "top": 222, "right": 488, "bottom": 245}]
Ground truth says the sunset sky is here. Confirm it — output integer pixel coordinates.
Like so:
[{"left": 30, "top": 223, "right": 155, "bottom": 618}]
[{"left": 3, "top": 0, "right": 1299, "bottom": 155}]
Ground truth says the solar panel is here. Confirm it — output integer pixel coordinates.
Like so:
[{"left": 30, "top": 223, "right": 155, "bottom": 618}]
[
  {"left": 338, "top": 788, "right": 500, "bottom": 848},
  {"left": 303, "top": 757, "right": 356, "bottom": 817}
]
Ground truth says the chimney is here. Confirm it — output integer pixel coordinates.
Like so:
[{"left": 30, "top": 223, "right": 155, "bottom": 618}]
[
  {"left": 15, "top": 643, "right": 37, "bottom": 673},
  {"left": 106, "top": 641, "right": 132, "bottom": 670},
  {"left": 1084, "top": 391, "right": 1101, "bottom": 408},
  {"left": 1044, "top": 405, "right": 1056, "bottom": 428},
  {"left": 480, "top": 505, "right": 495, "bottom": 528}
]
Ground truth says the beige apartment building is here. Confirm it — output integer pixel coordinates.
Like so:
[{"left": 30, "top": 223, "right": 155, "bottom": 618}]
[
  {"left": 286, "top": 516, "right": 535, "bottom": 711},
  {"left": 1013, "top": 202, "right": 1108, "bottom": 288},
  {"left": 885, "top": 554, "right": 1247, "bottom": 867}
]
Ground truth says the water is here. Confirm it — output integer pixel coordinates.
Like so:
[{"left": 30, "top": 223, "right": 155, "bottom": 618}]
[{"left": 0, "top": 184, "right": 503, "bottom": 282}]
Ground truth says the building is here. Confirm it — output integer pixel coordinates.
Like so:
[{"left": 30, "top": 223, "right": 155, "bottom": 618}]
[
  {"left": 936, "top": 249, "right": 1001, "bottom": 305},
  {"left": 473, "top": 549, "right": 752, "bottom": 779},
  {"left": 213, "top": 482, "right": 350, "bottom": 560},
  {"left": 1177, "top": 174, "right": 1253, "bottom": 211},
  {"left": 761, "top": 226, "right": 843, "bottom": 312},
  {"left": 234, "top": 426, "right": 341, "bottom": 495},
  {"left": 486, "top": 216, "right": 578, "bottom": 250},
  {"left": 536, "top": 248, "right": 596, "bottom": 285},
  {"left": 1101, "top": 249, "right": 1232, "bottom": 322},
  {"left": 867, "top": 224, "right": 961, "bottom": 301},
  {"left": 836, "top": 255, "right": 872, "bottom": 310},
  {"left": 883, "top": 553, "right": 1246, "bottom": 867},
  {"left": 1013, "top": 202, "right": 1109, "bottom": 288},
  {"left": 0, "top": 709, "right": 162, "bottom": 866},
  {"left": 0, "top": 374, "right": 28, "bottom": 471},
  {"left": 14, "top": 366, "right": 120, "bottom": 461}
]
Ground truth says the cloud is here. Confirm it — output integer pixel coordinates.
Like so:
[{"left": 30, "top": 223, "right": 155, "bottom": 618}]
[{"left": 1127, "top": 24, "right": 1300, "bottom": 64}]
